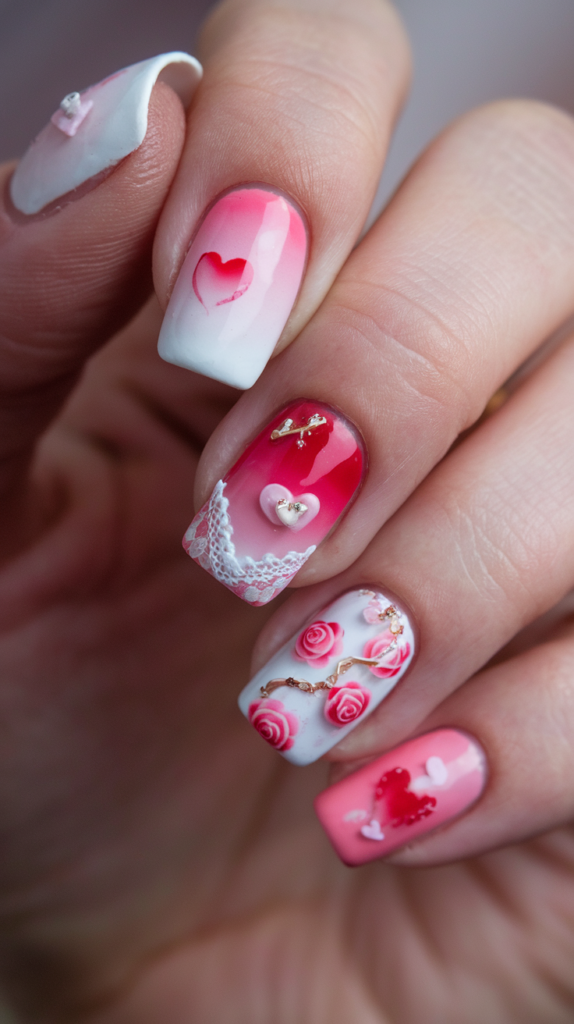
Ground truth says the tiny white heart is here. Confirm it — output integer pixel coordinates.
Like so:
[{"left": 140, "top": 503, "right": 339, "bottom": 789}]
[
  {"left": 425, "top": 756, "right": 448, "bottom": 785},
  {"left": 259, "top": 484, "right": 320, "bottom": 532},
  {"left": 344, "top": 808, "right": 368, "bottom": 822},
  {"left": 411, "top": 755, "right": 448, "bottom": 792},
  {"left": 360, "top": 819, "right": 385, "bottom": 841}
]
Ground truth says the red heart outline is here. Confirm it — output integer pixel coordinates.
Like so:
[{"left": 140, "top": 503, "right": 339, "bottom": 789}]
[{"left": 192, "top": 251, "right": 254, "bottom": 311}]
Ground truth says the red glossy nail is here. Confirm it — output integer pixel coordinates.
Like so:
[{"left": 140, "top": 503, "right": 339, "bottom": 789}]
[{"left": 183, "top": 400, "right": 365, "bottom": 605}]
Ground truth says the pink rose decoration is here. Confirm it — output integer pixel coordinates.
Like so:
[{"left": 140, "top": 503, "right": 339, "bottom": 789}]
[
  {"left": 363, "top": 631, "right": 411, "bottom": 678},
  {"left": 325, "top": 681, "right": 371, "bottom": 726},
  {"left": 248, "top": 698, "right": 299, "bottom": 751},
  {"left": 294, "top": 620, "right": 344, "bottom": 668}
]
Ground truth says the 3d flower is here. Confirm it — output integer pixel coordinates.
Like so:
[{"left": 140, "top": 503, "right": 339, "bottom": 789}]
[
  {"left": 324, "top": 681, "right": 371, "bottom": 726},
  {"left": 294, "top": 620, "right": 344, "bottom": 668},
  {"left": 248, "top": 698, "right": 299, "bottom": 751},
  {"left": 363, "top": 631, "right": 411, "bottom": 678}
]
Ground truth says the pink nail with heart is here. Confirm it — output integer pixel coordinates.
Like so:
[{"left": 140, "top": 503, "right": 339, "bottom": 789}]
[
  {"left": 314, "top": 729, "right": 486, "bottom": 866},
  {"left": 158, "top": 185, "right": 308, "bottom": 389},
  {"left": 183, "top": 400, "right": 365, "bottom": 605}
]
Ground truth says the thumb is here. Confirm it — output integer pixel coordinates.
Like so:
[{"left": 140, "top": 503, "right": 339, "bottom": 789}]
[{"left": 0, "top": 53, "right": 201, "bottom": 496}]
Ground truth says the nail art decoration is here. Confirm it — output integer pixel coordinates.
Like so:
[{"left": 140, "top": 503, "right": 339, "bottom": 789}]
[
  {"left": 184, "top": 401, "right": 364, "bottom": 606},
  {"left": 238, "top": 587, "right": 415, "bottom": 764},
  {"left": 51, "top": 92, "right": 94, "bottom": 136},
  {"left": 259, "top": 484, "right": 320, "bottom": 531},
  {"left": 11, "top": 52, "right": 202, "bottom": 215},
  {"left": 314, "top": 730, "right": 486, "bottom": 865},
  {"left": 158, "top": 186, "right": 308, "bottom": 389}
]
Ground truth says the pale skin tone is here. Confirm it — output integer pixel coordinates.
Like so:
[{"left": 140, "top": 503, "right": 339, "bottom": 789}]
[{"left": 1, "top": 0, "right": 574, "bottom": 1020}]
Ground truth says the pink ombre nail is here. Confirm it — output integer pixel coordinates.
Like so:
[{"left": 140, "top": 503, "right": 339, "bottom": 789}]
[
  {"left": 158, "top": 186, "right": 308, "bottom": 389},
  {"left": 314, "top": 729, "right": 486, "bottom": 865},
  {"left": 183, "top": 400, "right": 364, "bottom": 605}
]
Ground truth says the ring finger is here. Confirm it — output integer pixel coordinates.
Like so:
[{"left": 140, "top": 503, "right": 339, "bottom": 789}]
[{"left": 238, "top": 327, "right": 574, "bottom": 766}]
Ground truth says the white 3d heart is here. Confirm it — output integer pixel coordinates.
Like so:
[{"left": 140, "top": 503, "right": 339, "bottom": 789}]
[
  {"left": 361, "top": 819, "right": 385, "bottom": 841},
  {"left": 411, "top": 755, "right": 448, "bottom": 791},
  {"left": 259, "top": 484, "right": 320, "bottom": 532}
]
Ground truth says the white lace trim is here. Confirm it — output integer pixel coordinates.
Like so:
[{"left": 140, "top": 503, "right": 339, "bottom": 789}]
[{"left": 184, "top": 480, "right": 316, "bottom": 603}]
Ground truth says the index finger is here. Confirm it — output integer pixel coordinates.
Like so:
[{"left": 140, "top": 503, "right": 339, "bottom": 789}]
[{"left": 154, "top": 0, "right": 410, "bottom": 388}]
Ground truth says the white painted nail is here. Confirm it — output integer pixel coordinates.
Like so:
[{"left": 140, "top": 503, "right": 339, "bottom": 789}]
[
  {"left": 238, "top": 588, "right": 415, "bottom": 765},
  {"left": 10, "top": 52, "right": 202, "bottom": 215}
]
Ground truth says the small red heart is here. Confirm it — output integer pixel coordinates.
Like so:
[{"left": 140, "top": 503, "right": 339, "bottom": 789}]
[{"left": 192, "top": 251, "right": 254, "bottom": 311}]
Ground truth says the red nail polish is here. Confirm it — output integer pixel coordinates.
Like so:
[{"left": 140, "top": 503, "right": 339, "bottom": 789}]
[{"left": 184, "top": 400, "right": 365, "bottom": 604}]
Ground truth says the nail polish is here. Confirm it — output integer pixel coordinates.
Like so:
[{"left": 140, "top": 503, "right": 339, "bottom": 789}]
[
  {"left": 157, "top": 185, "right": 307, "bottom": 389},
  {"left": 238, "top": 588, "right": 415, "bottom": 765},
  {"left": 314, "top": 729, "right": 486, "bottom": 865},
  {"left": 10, "top": 52, "right": 202, "bottom": 215},
  {"left": 184, "top": 401, "right": 364, "bottom": 605}
]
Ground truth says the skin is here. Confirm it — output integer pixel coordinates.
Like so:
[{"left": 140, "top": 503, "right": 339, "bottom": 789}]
[{"left": 0, "top": 0, "right": 573, "bottom": 1021}]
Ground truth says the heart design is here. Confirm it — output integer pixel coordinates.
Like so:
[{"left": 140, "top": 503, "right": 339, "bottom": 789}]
[
  {"left": 410, "top": 756, "right": 448, "bottom": 792},
  {"left": 361, "top": 818, "right": 385, "bottom": 841},
  {"left": 192, "top": 251, "right": 254, "bottom": 311},
  {"left": 259, "top": 484, "right": 320, "bottom": 532},
  {"left": 343, "top": 809, "right": 368, "bottom": 823}
]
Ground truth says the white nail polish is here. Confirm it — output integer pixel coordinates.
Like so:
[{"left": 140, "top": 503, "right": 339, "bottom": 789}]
[
  {"left": 238, "top": 588, "right": 416, "bottom": 765},
  {"left": 10, "top": 52, "right": 202, "bottom": 215}
]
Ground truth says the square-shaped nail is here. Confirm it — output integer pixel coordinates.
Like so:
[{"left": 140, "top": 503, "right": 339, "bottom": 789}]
[
  {"left": 10, "top": 53, "right": 202, "bottom": 215},
  {"left": 314, "top": 729, "right": 486, "bottom": 865},
  {"left": 183, "top": 401, "right": 364, "bottom": 605},
  {"left": 158, "top": 185, "right": 308, "bottom": 389},
  {"left": 238, "top": 588, "right": 415, "bottom": 764}
]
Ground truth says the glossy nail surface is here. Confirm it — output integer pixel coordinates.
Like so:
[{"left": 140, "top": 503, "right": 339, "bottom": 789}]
[
  {"left": 315, "top": 729, "right": 486, "bottom": 865},
  {"left": 184, "top": 401, "right": 364, "bottom": 605},
  {"left": 238, "top": 588, "right": 415, "bottom": 765},
  {"left": 10, "top": 52, "right": 202, "bottom": 215},
  {"left": 158, "top": 186, "right": 307, "bottom": 389}
]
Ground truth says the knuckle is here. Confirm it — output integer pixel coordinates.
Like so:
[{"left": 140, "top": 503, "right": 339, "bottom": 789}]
[
  {"left": 443, "top": 100, "right": 574, "bottom": 234},
  {"left": 199, "top": 3, "right": 408, "bottom": 188},
  {"left": 326, "top": 284, "right": 486, "bottom": 435}
]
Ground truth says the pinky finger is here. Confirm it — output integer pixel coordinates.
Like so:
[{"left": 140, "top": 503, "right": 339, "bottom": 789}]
[{"left": 315, "top": 631, "right": 574, "bottom": 866}]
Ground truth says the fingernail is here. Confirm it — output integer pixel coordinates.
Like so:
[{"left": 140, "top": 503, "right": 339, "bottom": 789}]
[
  {"left": 10, "top": 52, "right": 202, "bottom": 215},
  {"left": 157, "top": 185, "right": 308, "bottom": 389},
  {"left": 184, "top": 400, "right": 364, "bottom": 604},
  {"left": 238, "top": 588, "right": 415, "bottom": 765},
  {"left": 314, "top": 729, "right": 486, "bottom": 865}
]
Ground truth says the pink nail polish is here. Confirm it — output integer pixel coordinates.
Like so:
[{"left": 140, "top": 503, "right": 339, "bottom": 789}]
[
  {"left": 314, "top": 730, "right": 486, "bottom": 865},
  {"left": 158, "top": 186, "right": 308, "bottom": 389},
  {"left": 238, "top": 588, "right": 415, "bottom": 764},
  {"left": 183, "top": 400, "right": 365, "bottom": 605}
]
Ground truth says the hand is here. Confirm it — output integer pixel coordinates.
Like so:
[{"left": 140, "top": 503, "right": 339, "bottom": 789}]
[{"left": 2, "top": 2, "right": 574, "bottom": 1022}]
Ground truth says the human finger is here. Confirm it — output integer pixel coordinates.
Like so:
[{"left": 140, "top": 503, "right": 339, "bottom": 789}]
[
  {"left": 237, "top": 329, "right": 574, "bottom": 764},
  {"left": 315, "top": 629, "right": 574, "bottom": 866},
  {"left": 0, "top": 55, "right": 200, "bottom": 539},
  {"left": 154, "top": 0, "right": 411, "bottom": 388},
  {"left": 186, "top": 100, "right": 574, "bottom": 605}
]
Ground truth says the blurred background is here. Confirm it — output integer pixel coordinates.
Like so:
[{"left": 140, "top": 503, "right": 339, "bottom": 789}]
[{"left": 2, "top": 0, "right": 574, "bottom": 219}]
